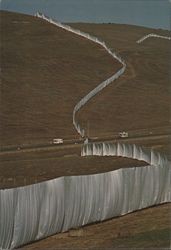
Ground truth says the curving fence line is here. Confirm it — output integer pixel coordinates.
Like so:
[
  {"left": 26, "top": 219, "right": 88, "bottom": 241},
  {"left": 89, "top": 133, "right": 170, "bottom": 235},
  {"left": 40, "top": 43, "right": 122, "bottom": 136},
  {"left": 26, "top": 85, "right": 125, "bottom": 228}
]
[
  {"left": 136, "top": 33, "right": 171, "bottom": 44},
  {"left": 35, "top": 12, "right": 126, "bottom": 137},
  {"left": 81, "top": 142, "right": 169, "bottom": 168},
  {"left": 1, "top": 14, "right": 171, "bottom": 249},
  {"left": 0, "top": 143, "right": 170, "bottom": 249}
]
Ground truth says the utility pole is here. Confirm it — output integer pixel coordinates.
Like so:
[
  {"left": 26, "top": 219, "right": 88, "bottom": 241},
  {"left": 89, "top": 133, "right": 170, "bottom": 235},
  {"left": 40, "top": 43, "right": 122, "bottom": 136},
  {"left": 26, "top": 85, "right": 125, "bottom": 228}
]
[{"left": 87, "top": 120, "right": 90, "bottom": 138}]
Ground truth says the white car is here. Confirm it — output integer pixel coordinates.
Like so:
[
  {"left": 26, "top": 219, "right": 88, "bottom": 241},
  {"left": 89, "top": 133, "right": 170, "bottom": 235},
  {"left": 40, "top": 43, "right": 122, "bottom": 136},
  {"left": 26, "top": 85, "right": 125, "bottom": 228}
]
[{"left": 53, "top": 138, "right": 63, "bottom": 144}]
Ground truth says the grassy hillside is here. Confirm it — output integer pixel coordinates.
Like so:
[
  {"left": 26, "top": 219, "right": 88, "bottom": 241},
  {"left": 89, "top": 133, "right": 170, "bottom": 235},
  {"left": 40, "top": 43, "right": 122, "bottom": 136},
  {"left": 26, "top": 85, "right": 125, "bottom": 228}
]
[
  {"left": 0, "top": 11, "right": 170, "bottom": 249},
  {"left": 71, "top": 23, "right": 171, "bottom": 137},
  {"left": 0, "top": 11, "right": 121, "bottom": 146},
  {"left": 1, "top": 10, "right": 170, "bottom": 186},
  {"left": 1, "top": 11, "right": 170, "bottom": 145}
]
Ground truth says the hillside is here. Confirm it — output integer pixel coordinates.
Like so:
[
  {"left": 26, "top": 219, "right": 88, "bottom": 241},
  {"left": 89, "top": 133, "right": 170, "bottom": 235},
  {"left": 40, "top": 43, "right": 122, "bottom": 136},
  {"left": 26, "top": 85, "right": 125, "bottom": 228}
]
[
  {"left": 0, "top": 11, "right": 170, "bottom": 187},
  {"left": 0, "top": 11, "right": 170, "bottom": 249},
  {"left": 0, "top": 11, "right": 121, "bottom": 146},
  {"left": 1, "top": 11, "right": 170, "bottom": 151},
  {"left": 71, "top": 23, "right": 171, "bottom": 137}
]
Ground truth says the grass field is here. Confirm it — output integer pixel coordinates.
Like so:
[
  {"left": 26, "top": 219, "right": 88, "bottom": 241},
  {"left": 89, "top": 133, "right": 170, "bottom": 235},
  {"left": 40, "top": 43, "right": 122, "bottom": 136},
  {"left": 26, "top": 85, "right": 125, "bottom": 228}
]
[
  {"left": 70, "top": 23, "right": 171, "bottom": 137},
  {"left": 0, "top": 11, "right": 171, "bottom": 249},
  {"left": 0, "top": 11, "right": 121, "bottom": 147},
  {"left": 23, "top": 203, "right": 171, "bottom": 249}
]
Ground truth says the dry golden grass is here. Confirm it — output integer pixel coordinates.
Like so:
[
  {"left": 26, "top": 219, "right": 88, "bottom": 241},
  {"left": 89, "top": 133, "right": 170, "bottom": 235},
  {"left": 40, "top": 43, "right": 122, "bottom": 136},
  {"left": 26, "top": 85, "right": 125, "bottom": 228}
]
[
  {"left": 0, "top": 11, "right": 170, "bottom": 249},
  {"left": 0, "top": 11, "right": 121, "bottom": 147}
]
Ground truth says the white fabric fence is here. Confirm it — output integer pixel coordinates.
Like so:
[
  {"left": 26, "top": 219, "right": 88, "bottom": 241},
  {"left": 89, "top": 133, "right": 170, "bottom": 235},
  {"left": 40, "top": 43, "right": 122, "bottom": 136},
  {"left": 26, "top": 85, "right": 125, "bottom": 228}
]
[
  {"left": 81, "top": 142, "right": 169, "bottom": 169},
  {"left": 136, "top": 33, "right": 171, "bottom": 44},
  {"left": 35, "top": 13, "right": 126, "bottom": 137},
  {"left": 0, "top": 143, "right": 170, "bottom": 249}
]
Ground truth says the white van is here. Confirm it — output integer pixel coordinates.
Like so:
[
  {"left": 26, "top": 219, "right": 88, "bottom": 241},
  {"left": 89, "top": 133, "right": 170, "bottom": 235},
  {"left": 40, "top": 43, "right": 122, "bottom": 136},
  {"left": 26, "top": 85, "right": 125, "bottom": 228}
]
[{"left": 119, "top": 132, "right": 128, "bottom": 138}]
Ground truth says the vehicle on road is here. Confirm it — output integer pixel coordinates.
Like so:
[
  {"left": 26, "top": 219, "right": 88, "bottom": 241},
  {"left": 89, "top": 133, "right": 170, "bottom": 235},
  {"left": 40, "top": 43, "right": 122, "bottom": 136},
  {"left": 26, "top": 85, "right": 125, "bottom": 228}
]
[
  {"left": 53, "top": 138, "right": 63, "bottom": 144},
  {"left": 119, "top": 132, "right": 128, "bottom": 138}
]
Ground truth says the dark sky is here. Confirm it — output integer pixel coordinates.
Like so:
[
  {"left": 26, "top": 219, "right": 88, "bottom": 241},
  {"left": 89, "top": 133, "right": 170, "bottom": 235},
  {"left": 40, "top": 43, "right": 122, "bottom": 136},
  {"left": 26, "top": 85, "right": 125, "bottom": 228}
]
[{"left": 0, "top": 0, "right": 171, "bottom": 30}]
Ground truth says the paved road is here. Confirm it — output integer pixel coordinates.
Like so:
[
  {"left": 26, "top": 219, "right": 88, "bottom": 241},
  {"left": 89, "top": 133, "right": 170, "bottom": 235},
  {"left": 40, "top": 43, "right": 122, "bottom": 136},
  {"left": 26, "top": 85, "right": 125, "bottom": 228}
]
[{"left": 0, "top": 132, "right": 170, "bottom": 156}]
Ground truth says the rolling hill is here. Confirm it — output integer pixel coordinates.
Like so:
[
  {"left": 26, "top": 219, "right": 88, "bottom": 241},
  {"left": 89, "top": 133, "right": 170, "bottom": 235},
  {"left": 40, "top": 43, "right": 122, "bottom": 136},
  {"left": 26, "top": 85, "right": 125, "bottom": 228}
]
[{"left": 0, "top": 10, "right": 170, "bottom": 249}]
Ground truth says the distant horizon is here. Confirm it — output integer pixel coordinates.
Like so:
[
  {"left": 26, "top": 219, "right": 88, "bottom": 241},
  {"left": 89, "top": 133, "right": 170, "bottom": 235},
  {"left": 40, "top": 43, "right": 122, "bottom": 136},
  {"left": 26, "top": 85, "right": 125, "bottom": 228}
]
[{"left": 0, "top": 0, "right": 170, "bottom": 30}]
